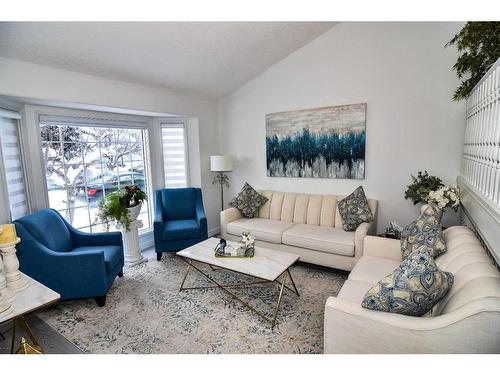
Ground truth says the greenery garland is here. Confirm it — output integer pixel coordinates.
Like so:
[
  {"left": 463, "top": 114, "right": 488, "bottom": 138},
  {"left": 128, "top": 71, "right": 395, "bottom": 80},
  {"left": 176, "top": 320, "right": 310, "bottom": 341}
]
[{"left": 446, "top": 22, "right": 500, "bottom": 101}]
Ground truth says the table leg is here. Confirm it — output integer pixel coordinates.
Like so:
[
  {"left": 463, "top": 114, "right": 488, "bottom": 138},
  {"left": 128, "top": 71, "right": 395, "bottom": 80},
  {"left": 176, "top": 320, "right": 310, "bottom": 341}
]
[
  {"left": 20, "top": 316, "right": 42, "bottom": 352},
  {"left": 287, "top": 268, "right": 300, "bottom": 296},
  {"left": 271, "top": 273, "right": 287, "bottom": 329},
  {"left": 10, "top": 318, "right": 16, "bottom": 354},
  {"left": 9, "top": 316, "right": 44, "bottom": 354},
  {"left": 179, "top": 259, "right": 299, "bottom": 328},
  {"left": 179, "top": 261, "right": 192, "bottom": 291}
]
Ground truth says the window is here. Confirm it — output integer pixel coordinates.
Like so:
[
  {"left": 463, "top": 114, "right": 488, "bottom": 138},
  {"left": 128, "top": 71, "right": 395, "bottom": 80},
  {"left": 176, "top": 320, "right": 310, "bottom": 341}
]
[
  {"left": 0, "top": 114, "right": 28, "bottom": 220},
  {"left": 161, "top": 123, "right": 188, "bottom": 187},
  {"left": 39, "top": 117, "right": 152, "bottom": 233}
]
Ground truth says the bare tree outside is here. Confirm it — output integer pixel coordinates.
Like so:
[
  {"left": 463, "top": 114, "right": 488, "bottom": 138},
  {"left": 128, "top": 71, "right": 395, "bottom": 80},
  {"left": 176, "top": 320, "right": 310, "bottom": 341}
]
[{"left": 40, "top": 124, "right": 149, "bottom": 232}]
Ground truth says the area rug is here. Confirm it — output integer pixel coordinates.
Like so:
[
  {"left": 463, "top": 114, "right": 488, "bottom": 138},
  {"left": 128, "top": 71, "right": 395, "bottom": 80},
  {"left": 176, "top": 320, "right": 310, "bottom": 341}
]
[{"left": 39, "top": 254, "right": 347, "bottom": 354}]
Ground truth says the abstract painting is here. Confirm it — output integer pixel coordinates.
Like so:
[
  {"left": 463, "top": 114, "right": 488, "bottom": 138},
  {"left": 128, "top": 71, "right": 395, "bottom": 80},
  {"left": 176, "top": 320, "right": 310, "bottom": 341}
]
[{"left": 265, "top": 103, "right": 366, "bottom": 179}]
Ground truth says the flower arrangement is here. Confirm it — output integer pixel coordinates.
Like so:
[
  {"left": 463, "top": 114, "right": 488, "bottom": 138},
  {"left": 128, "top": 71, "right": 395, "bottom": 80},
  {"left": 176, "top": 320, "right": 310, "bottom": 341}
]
[
  {"left": 241, "top": 232, "right": 255, "bottom": 248},
  {"left": 404, "top": 171, "right": 444, "bottom": 205},
  {"left": 97, "top": 185, "right": 147, "bottom": 231},
  {"left": 426, "top": 186, "right": 460, "bottom": 212}
]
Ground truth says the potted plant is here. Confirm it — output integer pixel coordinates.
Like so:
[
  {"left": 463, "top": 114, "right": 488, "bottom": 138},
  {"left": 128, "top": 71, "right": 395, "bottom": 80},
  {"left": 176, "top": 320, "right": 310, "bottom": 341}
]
[
  {"left": 97, "top": 185, "right": 147, "bottom": 231},
  {"left": 404, "top": 171, "right": 460, "bottom": 220},
  {"left": 404, "top": 171, "right": 444, "bottom": 205}
]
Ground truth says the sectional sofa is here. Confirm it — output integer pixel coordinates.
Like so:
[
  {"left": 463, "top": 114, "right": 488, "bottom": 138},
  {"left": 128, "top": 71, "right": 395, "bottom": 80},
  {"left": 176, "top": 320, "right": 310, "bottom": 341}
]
[
  {"left": 220, "top": 190, "right": 378, "bottom": 271},
  {"left": 324, "top": 226, "right": 500, "bottom": 353}
]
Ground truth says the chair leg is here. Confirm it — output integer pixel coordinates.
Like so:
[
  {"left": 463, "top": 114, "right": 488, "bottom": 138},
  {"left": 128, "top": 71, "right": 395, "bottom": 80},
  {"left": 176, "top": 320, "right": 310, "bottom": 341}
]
[
  {"left": 95, "top": 295, "right": 107, "bottom": 307},
  {"left": 118, "top": 269, "right": 124, "bottom": 278},
  {"left": 157, "top": 253, "right": 162, "bottom": 261}
]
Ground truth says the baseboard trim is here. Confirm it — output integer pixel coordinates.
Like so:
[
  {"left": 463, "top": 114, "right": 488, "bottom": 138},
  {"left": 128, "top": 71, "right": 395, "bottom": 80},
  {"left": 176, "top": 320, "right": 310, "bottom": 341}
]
[
  {"left": 209, "top": 227, "right": 220, "bottom": 237},
  {"left": 139, "top": 230, "right": 154, "bottom": 251}
]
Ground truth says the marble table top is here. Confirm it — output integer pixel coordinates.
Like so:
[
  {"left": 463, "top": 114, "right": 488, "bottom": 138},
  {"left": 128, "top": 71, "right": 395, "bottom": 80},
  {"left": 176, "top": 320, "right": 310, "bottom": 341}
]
[
  {"left": 0, "top": 273, "right": 60, "bottom": 324},
  {"left": 177, "top": 237, "right": 299, "bottom": 281}
]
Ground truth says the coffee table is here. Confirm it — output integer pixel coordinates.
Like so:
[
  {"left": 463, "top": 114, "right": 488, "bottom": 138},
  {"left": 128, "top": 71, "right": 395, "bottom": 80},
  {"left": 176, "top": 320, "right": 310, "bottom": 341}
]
[{"left": 177, "top": 237, "right": 299, "bottom": 328}]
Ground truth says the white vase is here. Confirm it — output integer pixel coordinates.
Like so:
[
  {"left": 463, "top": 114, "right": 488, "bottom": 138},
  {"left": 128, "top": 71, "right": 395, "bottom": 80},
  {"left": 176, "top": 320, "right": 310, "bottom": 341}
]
[
  {"left": 127, "top": 202, "right": 142, "bottom": 221},
  {"left": 420, "top": 203, "right": 443, "bottom": 222}
]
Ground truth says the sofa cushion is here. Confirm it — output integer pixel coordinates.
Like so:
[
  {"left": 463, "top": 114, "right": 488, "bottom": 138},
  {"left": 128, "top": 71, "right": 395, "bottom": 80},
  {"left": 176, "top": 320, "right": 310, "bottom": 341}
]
[
  {"left": 337, "top": 186, "right": 374, "bottom": 231},
  {"left": 230, "top": 183, "right": 268, "bottom": 218},
  {"left": 282, "top": 224, "right": 355, "bottom": 256},
  {"left": 361, "top": 250, "right": 454, "bottom": 317},
  {"left": 227, "top": 218, "right": 295, "bottom": 244},
  {"left": 161, "top": 188, "right": 196, "bottom": 221},
  {"left": 72, "top": 245, "right": 123, "bottom": 273},
  {"left": 400, "top": 204, "right": 446, "bottom": 260},
  {"left": 348, "top": 256, "right": 401, "bottom": 284},
  {"left": 163, "top": 219, "right": 200, "bottom": 240}
]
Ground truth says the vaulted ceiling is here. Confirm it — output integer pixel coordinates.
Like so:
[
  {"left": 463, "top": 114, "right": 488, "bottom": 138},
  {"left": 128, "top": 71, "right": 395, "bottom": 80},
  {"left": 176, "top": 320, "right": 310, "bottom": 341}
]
[{"left": 0, "top": 22, "right": 336, "bottom": 99}]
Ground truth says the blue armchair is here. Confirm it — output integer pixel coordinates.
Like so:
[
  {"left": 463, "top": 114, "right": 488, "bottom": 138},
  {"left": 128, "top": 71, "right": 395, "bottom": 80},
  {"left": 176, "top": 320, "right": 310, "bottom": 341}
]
[
  {"left": 13, "top": 208, "right": 124, "bottom": 306},
  {"left": 154, "top": 187, "right": 208, "bottom": 260}
]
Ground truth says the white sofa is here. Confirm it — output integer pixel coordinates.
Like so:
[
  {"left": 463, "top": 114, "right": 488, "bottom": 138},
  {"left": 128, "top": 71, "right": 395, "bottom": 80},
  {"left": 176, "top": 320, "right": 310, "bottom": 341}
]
[
  {"left": 220, "top": 190, "right": 378, "bottom": 271},
  {"left": 324, "top": 226, "right": 500, "bottom": 353}
]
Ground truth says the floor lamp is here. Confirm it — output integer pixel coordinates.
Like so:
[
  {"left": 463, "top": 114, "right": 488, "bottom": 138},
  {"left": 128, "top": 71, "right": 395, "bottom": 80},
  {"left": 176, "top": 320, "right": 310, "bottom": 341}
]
[{"left": 210, "top": 155, "right": 233, "bottom": 211}]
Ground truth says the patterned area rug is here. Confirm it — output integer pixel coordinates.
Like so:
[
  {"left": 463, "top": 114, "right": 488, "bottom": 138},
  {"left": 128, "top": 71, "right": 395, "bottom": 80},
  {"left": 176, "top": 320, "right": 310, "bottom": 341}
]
[{"left": 39, "top": 254, "right": 347, "bottom": 354}]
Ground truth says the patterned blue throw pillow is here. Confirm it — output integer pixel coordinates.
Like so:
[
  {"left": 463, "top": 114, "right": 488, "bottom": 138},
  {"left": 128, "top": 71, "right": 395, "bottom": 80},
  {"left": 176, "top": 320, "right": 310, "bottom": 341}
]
[
  {"left": 337, "top": 186, "right": 374, "bottom": 231},
  {"left": 361, "top": 249, "right": 454, "bottom": 317},
  {"left": 229, "top": 182, "right": 268, "bottom": 218},
  {"left": 400, "top": 204, "right": 446, "bottom": 260}
]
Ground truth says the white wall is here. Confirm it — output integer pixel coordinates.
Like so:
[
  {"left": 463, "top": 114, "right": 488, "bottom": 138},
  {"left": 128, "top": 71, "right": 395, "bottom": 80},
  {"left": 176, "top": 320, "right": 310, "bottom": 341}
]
[
  {"left": 0, "top": 57, "right": 221, "bottom": 234},
  {"left": 217, "top": 22, "right": 466, "bottom": 232}
]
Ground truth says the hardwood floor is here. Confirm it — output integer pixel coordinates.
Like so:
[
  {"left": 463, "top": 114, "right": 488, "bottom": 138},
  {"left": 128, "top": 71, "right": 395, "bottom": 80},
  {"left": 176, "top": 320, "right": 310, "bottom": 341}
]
[{"left": 0, "top": 314, "right": 82, "bottom": 354}]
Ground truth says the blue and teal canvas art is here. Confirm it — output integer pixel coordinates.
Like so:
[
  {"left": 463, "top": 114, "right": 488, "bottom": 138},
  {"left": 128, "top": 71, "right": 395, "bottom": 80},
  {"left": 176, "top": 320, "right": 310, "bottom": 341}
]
[{"left": 265, "top": 103, "right": 366, "bottom": 179}]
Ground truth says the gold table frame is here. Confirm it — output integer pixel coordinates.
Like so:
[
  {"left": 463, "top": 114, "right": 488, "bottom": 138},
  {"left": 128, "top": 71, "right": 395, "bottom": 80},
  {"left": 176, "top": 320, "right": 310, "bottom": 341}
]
[
  {"left": 178, "top": 258, "right": 299, "bottom": 329},
  {"left": 1, "top": 300, "right": 58, "bottom": 354}
]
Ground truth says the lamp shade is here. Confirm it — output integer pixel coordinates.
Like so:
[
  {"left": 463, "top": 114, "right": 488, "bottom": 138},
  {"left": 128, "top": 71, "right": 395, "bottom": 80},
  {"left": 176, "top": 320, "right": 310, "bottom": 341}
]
[{"left": 210, "top": 155, "right": 233, "bottom": 172}]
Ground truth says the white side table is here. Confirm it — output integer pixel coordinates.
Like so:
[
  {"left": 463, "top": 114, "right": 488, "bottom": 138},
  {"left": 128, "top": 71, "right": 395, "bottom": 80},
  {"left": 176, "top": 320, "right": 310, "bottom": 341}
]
[
  {"left": 119, "top": 220, "right": 147, "bottom": 267},
  {"left": 0, "top": 273, "right": 60, "bottom": 353}
]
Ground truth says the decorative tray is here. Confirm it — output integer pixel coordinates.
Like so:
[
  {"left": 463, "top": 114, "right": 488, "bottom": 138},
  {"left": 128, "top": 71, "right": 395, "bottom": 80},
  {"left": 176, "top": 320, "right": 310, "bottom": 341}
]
[{"left": 214, "top": 241, "right": 254, "bottom": 258}]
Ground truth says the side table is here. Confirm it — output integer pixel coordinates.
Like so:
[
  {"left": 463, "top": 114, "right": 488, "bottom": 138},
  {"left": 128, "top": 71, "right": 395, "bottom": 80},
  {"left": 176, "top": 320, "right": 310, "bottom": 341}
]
[{"left": 0, "top": 272, "right": 60, "bottom": 353}]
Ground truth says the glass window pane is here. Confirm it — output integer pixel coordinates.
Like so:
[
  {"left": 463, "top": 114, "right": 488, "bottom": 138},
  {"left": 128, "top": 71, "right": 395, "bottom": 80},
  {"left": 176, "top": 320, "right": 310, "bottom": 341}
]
[{"left": 40, "top": 122, "right": 151, "bottom": 232}]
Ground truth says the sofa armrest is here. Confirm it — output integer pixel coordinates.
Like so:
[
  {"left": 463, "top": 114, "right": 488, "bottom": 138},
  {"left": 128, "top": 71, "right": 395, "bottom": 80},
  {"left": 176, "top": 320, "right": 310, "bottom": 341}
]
[
  {"left": 324, "top": 296, "right": 500, "bottom": 353},
  {"left": 354, "top": 221, "right": 375, "bottom": 257},
  {"left": 363, "top": 235, "right": 402, "bottom": 261},
  {"left": 195, "top": 189, "right": 208, "bottom": 239},
  {"left": 153, "top": 191, "right": 164, "bottom": 225},
  {"left": 220, "top": 207, "right": 242, "bottom": 237}
]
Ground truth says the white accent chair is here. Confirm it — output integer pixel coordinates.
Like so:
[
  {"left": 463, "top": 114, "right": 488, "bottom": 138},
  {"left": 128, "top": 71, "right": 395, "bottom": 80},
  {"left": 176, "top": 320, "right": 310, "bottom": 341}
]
[
  {"left": 220, "top": 190, "right": 378, "bottom": 271},
  {"left": 324, "top": 226, "right": 500, "bottom": 353}
]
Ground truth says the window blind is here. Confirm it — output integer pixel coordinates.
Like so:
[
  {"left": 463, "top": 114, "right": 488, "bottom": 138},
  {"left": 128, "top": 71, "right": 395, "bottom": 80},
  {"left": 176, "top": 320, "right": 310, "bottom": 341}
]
[
  {"left": 161, "top": 123, "right": 188, "bottom": 188},
  {"left": 0, "top": 115, "right": 28, "bottom": 220},
  {"left": 39, "top": 114, "right": 148, "bottom": 129}
]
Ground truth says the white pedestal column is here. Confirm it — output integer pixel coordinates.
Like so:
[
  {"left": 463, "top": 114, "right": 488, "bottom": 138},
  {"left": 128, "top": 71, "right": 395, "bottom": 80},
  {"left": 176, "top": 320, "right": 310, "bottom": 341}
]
[
  {"left": 119, "top": 220, "right": 147, "bottom": 267},
  {"left": 0, "top": 255, "right": 15, "bottom": 303},
  {"left": 0, "top": 238, "right": 28, "bottom": 292},
  {"left": 0, "top": 256, "right": 14, "bottom": 316}
]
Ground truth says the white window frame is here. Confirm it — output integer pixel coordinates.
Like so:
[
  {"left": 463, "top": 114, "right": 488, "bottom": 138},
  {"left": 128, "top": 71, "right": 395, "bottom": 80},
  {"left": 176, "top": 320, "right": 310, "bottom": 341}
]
[
  {"left": 22, "top": 105, "right": 156, "bottom": 235},
  {"left": 160, "top": 120, "right": 190, "bottom": 188}
]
